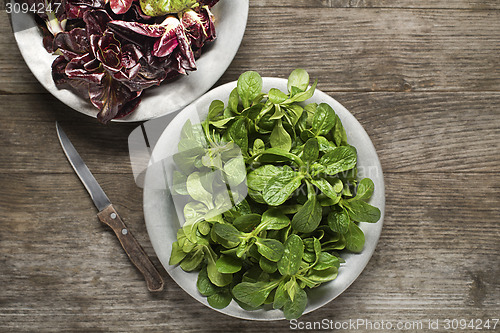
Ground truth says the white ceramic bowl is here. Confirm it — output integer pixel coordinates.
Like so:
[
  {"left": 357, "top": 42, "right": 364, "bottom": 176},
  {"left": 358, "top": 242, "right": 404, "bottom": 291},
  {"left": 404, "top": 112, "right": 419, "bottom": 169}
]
[
  {"left": 11, "top": 0, "right": 249, "bottom": 122},
  {"left": 143, "top": 78, "right": 385, "bottom": 320}
]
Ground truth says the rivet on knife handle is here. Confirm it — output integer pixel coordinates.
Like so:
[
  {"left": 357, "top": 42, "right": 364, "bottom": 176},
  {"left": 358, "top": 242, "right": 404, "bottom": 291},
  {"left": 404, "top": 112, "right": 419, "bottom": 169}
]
[{"left": 97, "top": 204, "right": 164, "bottom": 292}]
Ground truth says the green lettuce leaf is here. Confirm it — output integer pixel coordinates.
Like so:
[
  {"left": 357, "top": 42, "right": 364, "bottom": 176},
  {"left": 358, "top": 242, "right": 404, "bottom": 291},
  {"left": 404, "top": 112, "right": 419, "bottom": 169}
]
[{"left": 140, "top": 0, "right": 197, "bottom": 16}]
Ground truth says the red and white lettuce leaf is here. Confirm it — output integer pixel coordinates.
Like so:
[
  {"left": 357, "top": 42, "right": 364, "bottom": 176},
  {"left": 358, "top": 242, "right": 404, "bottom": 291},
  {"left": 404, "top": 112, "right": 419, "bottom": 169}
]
[
  {"left": 153, "top": 32, "right": 178, "bottom": 57},
  {"left": 108, "top": 20, "right": 166, "bottom": 38},
  {"left": 66, "top": 53, "right": 106, "bottom": 84},
  {"left": 53, "top": 27, "right": 90, "bottom": 54},
  {"left": 52, "top": 55, "right": 71, "bottom": 86},
  {"left": 52, "top": 55, "right": 91, "bottom": 98},
  {"left": 89, "top": 74, "right": 142, "bottom": 123},
  {"left": 120, "top": 43, "right": 143, "bottom": 69},
  {"left": 96, "top": 31, "right": 122, "bottom": 71},
  {"left": 94, "top": 30, "right": 143, "bottom": 83},
  {"left": 83, "top": 9, "right": 112, "bottom": 38},
  {"left": 58, "top": 49, "right": 81, "bottom": 62},
  {"left": 65, "top": 0, "right": 106, "bottom": 19},
  {"left": 181, "top": 6, "right": 215, "bottom": 50},
  {"left": 109, "top": 0, "right": 134, "bottom": 15},
  {"left": 152, "top": 17, "right": 180, "bottom": 57},
  {"left": 83, "top": 9, "right": 113, "bottom": 60},
  {"left": 173, "top": 27, "right": 196, "bottom": 72},
  {"left": 108, "top": 16, "right": 196, "bottom": 73},
  {"left": 119, "top": 60, "right": 169, "bottom": 91},
  {"left": 114, "top": 95, "right": 142, "bottom": 119},
  {"left": 119, "top": 46, "right": 177, "bottom": 90}
]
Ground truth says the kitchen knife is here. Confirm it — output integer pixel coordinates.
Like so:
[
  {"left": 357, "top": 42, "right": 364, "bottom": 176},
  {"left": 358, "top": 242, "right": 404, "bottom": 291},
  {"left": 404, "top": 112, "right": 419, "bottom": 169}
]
[{"left": 56, "top": 122, "right": 164, "bottom": 292}]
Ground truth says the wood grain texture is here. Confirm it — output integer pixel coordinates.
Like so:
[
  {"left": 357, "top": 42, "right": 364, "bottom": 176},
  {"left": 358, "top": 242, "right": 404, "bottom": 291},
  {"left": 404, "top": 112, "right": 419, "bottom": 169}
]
[
  {"left": 1, "top": 92, "right": 498, "bottom": 174},
  {"left": 1, "top": 0, "right": 499, "bottom": 332},
  {"left": 220, "top": 8, "right": 500, "bottom": 92},
  {"left": 254, "top": 0, "right": 500, "bottom": 9},
  {"left": 0, "top": 172, "right": 498, "bottom": 332},
  {"left": 2, "top": 8, "right": 500, "bottom": 94},
  {"left": 330, "top": 0, "right": 500, "bottom": 9}
]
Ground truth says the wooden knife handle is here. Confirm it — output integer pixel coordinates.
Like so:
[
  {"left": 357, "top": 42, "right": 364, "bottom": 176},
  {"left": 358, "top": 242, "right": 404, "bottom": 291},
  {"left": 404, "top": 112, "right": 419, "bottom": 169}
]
[{"left": 97, "top": 204, "right": 164, "bottom": 292}]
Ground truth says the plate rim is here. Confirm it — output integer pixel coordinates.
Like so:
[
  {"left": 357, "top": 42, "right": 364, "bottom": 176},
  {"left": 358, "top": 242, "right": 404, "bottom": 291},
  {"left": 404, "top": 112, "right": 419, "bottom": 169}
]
[{"left": 143, "top": 77, "right": 385, "bottom": 320}]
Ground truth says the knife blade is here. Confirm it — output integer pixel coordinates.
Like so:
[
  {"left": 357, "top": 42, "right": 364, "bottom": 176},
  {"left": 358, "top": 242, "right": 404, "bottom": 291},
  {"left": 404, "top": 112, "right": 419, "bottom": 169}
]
[{"left": 56, "top": 122, "right": 164, "bottom": 292}]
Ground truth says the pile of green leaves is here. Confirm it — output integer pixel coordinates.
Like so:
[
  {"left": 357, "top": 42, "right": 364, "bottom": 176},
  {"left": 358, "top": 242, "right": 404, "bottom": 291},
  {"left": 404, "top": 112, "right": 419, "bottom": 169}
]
[{"left": 169, "top": 69, "right": 380, "bottom": 319}]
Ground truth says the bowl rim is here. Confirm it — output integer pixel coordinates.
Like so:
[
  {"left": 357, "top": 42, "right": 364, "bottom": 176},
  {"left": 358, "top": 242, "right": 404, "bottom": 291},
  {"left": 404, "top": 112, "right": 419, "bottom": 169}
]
[{"left": 143, "top": 77, "right": 385, "bottom": 320}]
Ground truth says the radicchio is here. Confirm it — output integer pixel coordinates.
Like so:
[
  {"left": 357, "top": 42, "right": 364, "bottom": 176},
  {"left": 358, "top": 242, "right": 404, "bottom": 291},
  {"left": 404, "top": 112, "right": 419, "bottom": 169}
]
[{"left": 35, "top": 0, "right": 220, "bottom": 123}]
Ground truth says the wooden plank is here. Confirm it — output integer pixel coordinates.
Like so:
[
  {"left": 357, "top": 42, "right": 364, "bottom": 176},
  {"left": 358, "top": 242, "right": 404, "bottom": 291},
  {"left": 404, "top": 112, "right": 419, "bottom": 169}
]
[
  {"left": 254, "top": 0, "right": 500, "bottom": 9},
  {"left": 1, "top": 1, "right": 498, "bottom": 332},
  {"left": 2, "top": 8, "right": 500, "bottom": 94},
  {"left": 0, "top": 172, "right": 498, "bottom": 331},
  {"left": 1, "top": 92, "right": 498, "bottom": 174},
  {"left": 329, "top": 0, "right": 500, "bottom": 9},
  {"left": 252, "top": 0, "right": 331, "bottom": 7},
  {"left": 0, "top": 93, "right": 138, "bottom": 175},
  {"left": 221, "top": 8, "right": 500, "bottom": 92},
  {"left": 335, "top": 91, "right": 500, "bottom": 173}
]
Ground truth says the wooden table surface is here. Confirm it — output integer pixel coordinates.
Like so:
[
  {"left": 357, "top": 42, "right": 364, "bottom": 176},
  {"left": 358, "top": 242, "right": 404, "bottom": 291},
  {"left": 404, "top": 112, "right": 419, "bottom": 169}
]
[{"left": 1, "top": 1, "right": 499, "bottom": 332}]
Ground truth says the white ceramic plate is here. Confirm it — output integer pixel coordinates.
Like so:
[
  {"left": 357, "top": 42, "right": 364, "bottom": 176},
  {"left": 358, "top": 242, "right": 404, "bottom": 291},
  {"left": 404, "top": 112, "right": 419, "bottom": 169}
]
[
  {"left": 143, "top": 78, "right": 385, "bottom": 320},
  {"left": 11, "top": 0, "right": 249, "bottom": 122}
]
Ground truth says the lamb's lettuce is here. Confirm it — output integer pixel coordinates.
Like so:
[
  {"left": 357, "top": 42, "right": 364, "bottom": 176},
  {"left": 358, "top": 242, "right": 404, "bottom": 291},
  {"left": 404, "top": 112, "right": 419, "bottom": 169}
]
[{"left": 168, "top": 69, "right": 381, "bottom": 319}]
